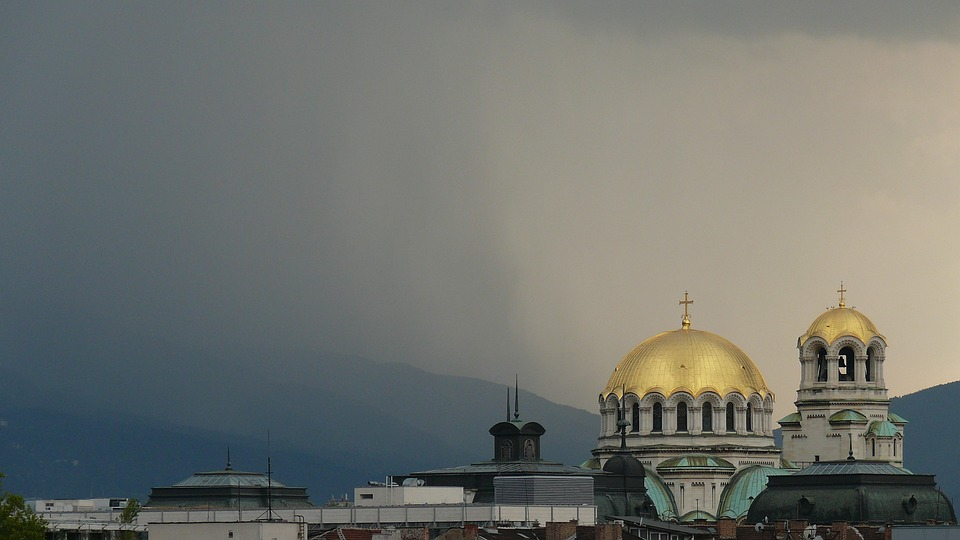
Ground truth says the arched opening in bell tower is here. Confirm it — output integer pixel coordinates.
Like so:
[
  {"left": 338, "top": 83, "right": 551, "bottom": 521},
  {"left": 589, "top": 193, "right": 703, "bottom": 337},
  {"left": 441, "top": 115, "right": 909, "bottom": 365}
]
[
  {"left": 838, "top": 346, "right": 855, "bottom": 381},
  {"left": 866, "top": 346, "right": 876, "bottom": 382},
  {"left": 816, "top": 347, "right": 828, "bottom": 382}
]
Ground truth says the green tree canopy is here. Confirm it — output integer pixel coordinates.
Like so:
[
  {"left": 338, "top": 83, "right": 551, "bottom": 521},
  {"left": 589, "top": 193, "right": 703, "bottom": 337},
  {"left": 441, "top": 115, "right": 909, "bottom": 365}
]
[{"left": 0, "top": 473, "right": 46, "bottom": 540}]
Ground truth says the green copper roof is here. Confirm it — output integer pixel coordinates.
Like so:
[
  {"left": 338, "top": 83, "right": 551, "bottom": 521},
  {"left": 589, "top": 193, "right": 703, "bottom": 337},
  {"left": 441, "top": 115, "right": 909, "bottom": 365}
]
[
  {"left": 717, "top": 465, "right": 793, "bottom": 519},
  {"left": 780, "top": 457, "right": 801, "bottom": 470},
  {"left": 679, "top": 509, "right": 717, "bottom": 522},
  {"left": 173, "top": 471, "right": 287, "bottom": 488},
  {"left": 778, "top": 412, "right": 802, "bottom": 425},
  {"left": 794, "top": 461, "right": 910, "bottom": 476},
  {"left": 644, "top": 466, "right": 679, "bottom": 521},
  {"left": 888, "top": 412, "right": 909, "bottom": 424},
  {"left": 867, "top": 420, "right": 899, "bottom": 437},
  {"left": 657, "top": 454, "right": 735, "bottom": 472},
  {"left": 578, "top": 457, "right": 679, "bottom": 520},
  {"left": 828, "top": 409, "right": 867, "bottom": 424}
]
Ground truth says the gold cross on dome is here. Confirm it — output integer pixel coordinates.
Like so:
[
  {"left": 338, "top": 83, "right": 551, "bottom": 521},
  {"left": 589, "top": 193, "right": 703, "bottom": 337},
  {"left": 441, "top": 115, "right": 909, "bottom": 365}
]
[
  {"left": 837, "top": 281, "right": 847, "bottom": 308},
  {"left": 679, "top": 291, "right": 693, "bottom": 329}
]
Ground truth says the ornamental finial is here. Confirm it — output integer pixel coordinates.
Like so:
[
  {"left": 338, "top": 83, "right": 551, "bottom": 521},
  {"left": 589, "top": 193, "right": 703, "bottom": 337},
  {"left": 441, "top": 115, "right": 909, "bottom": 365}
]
[
  {"left": 679, "top": 291, "right": 693, "bottom": 329},
  {"left": 837, "top": 282, "right": 847, "bottom": 309}
]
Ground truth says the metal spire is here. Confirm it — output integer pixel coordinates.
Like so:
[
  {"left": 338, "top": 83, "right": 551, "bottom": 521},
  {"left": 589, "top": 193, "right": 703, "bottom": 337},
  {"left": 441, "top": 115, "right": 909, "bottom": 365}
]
[{"left": 514, "top": 374, "right": 520, "bottom": 420}]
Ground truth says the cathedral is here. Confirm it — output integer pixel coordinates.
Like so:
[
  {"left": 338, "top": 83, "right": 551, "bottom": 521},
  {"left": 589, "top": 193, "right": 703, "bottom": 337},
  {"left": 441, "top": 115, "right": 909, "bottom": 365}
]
[{"left": 587, "top": 286, "right": 911, "bottom": 522}]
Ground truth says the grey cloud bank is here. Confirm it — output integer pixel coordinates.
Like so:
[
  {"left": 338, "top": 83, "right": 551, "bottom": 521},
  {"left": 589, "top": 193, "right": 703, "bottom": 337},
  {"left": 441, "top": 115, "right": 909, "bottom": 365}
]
[{"left": 2, "top": 2, "right": 960, "bottom": 415}]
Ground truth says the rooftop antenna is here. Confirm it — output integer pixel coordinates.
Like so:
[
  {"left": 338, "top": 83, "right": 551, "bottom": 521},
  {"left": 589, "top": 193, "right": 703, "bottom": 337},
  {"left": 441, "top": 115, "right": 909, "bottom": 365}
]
[
  {"left": 258, "top": 430, "right": 282, "bottom": 522},
  {"left": 514, "top": 374, "right": 520, "bottom": 420},
  {"left": 226, "top": 446, "right": 232, "bottom": 471}
]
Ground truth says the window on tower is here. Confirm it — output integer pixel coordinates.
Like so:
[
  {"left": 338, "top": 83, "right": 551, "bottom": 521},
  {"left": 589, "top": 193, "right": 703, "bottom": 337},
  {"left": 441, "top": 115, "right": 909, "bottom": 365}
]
[
  {"left": 500, "top": 440, "right": 513, "bottom": 460},
  {"left": 653, "top": 402, "right": 663, "bottom": 432},
  {"left": 677, "top": 402, "right": 688, "bottom": 432},
  {"left": 866, "top": 347, "right": 875, "bottom": 382},
  {"left": 746, "top": 403, "right": 753, "bottom": 432},
  {"left": 631, "top": 403, "right": 640, "bottom": 433},
  {"left": 816, "top": 348, "right": 828, "bottom": 382},
  {"left": 725, "top": 403, "right": 735, "bottom": 432}
]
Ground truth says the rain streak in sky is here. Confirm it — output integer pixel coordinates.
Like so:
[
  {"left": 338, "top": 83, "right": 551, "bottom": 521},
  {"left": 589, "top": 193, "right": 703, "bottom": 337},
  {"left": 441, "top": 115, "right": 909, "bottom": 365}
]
[{"left": 3, "top": 2, "right": 960, "bottom": 416}]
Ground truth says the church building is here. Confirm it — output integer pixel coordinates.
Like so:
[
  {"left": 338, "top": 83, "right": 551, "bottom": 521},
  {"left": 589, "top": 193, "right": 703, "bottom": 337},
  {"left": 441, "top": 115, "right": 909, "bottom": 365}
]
[
  {"left": 582, "top": 286, "right": 953, "bottom": 526},
  {"left": 588, "top": 293, "right": 786, "bottom": 521}
]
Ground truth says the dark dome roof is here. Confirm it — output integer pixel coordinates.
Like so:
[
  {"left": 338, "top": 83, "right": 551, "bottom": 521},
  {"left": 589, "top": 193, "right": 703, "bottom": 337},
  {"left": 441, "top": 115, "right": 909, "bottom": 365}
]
[
  {"left": 746, "top": 461, "right": 954, "bottom": 524},
  {"left": 603, "top": 453, "right": 646, "bottom": 477}
]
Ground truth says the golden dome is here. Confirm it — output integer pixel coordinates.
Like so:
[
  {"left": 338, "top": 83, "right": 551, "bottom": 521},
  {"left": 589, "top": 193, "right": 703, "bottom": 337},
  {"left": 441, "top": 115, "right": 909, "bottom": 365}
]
[
  {"left": 602, "top": 327, "right": 772, "bottom": 400},
  {"left": 798, "top": 307, "right": 885, "bottom": 346}
]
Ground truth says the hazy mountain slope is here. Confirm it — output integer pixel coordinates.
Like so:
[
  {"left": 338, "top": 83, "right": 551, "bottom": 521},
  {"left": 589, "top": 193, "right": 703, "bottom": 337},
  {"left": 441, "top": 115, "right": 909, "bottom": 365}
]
[
  {"left": 0, "top": 341, "right": 599, "bottom": 501},
  {"left": 890, "top": 381, "right": 960, "bottom": 500}
]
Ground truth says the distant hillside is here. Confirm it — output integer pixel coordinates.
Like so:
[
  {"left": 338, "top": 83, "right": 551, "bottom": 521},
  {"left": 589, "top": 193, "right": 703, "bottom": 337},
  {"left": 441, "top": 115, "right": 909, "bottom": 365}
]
[
  {"left": 0, "top": 343, "right": 599, "bottom": 501},
  {"left": 890, "top": 381, "right": 960, "bottom": 501}
]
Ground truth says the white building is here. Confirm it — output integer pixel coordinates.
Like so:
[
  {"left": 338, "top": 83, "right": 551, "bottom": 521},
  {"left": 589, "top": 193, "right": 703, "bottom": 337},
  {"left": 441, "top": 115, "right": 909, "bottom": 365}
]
[
  {"left": 32, "top": 497, "right": 129, "bottom": 513},
  {"left": 149, "top": 521, "right": 305, "bottom": 540},
  {"left": 354, "top": 485, "right": 467, "bottom": 506}
]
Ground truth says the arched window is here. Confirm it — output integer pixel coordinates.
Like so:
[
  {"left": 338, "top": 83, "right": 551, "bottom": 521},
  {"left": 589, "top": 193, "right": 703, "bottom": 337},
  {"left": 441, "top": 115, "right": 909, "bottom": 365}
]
[
  {"left": 746, "top": 403, "right": 753, "bottom": 432},
  {"left": 631, "top": 403, "right": 640, "bottom": 433},
  {"left": 866, "top": 347, "right": 875, "bottom": 382},
  {"left": 702, "top": 403, "right": 713, "bottom": 432},
  {"left": 839, "top": 346, "right": 855, "bottom": 381},
  {"left": 725, "top": 403, "right": 735, "bottom": 432},
  {"left": 653, "top": 402, "right": 663, "bottom": 432},
  {"left": 677, "top": 402, "right": 688, "bottom": 432},
  {"left": 500, "top": 440, "right": 513, "bottom": 460},
  {"left": 872, "top": 438, "right": 876, "bottom": 457},
  {"left": 816, "top": 347, "right": 828, "bottom": 381}
]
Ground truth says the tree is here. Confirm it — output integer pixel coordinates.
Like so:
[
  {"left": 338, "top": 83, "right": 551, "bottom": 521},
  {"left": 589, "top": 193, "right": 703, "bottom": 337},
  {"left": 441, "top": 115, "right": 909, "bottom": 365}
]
[
  {"left": 119, "top": 498, "right": 142, "bottom": 540},
  {"left": 0, "top": 473, "right": 46, "bottom": 540}
]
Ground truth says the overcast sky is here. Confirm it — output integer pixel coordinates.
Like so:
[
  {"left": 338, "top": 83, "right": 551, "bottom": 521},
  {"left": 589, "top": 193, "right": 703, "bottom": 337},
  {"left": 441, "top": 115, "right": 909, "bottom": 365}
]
[{"left": 3, "top": 2, "right": 960, "bottom": 417}]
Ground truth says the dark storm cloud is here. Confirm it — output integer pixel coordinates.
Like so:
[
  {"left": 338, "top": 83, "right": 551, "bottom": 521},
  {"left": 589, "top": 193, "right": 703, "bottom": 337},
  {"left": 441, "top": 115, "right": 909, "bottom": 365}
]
[
  {"left": 1, "top": 3, "right": 519, "bottom": 368},
  {"left": 2, "top": 2, "right": 960, "bottom": 413}
]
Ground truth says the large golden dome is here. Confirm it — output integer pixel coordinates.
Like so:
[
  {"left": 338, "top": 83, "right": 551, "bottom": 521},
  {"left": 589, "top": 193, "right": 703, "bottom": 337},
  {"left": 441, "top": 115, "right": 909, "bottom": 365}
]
[
  {"left": 798, "top": 306, "right": 884, "bottom": 345},
  {"left": 602, "top": 326, "right": 773, "bottom": 400}
]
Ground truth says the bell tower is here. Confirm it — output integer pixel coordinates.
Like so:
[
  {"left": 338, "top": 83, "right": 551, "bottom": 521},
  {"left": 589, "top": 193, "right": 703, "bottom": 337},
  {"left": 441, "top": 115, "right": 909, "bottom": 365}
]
[{"left": 780, "top": 285, "right": 905, "bottom": 466}]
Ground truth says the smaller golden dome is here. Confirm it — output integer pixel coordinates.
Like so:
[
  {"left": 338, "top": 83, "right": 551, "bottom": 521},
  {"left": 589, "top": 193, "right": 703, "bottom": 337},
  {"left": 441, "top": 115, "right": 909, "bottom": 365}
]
[{"left": 798, "top": 307, "right": 885, "bottom": 346}]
